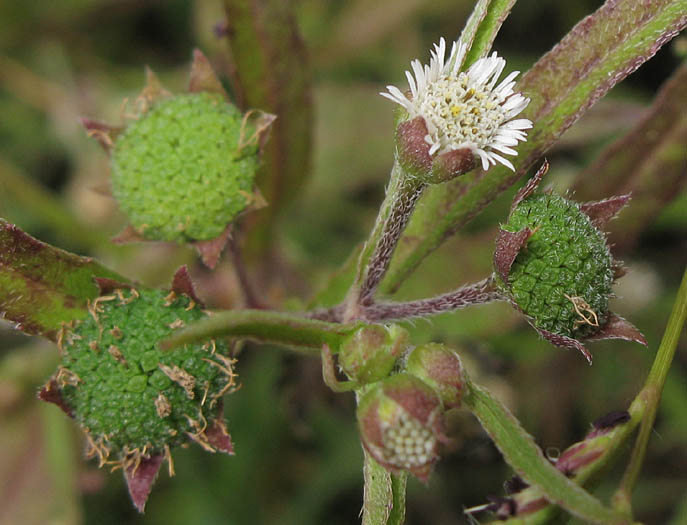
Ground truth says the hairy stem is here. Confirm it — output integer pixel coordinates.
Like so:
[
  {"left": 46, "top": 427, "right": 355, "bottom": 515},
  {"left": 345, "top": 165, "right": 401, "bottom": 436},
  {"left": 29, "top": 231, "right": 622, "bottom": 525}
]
[
  {"left": 361, "top": 441, "right": 408, "bottom": 525},
  {"left": 361, "top": 277, "right": 501, "bottom": 322},
  {"left": 612, "top": 267, "right": 687, "bottom": 514},
  {"left": 344, "top": 161, "right": 425, "bottom": 320},
  {"left": 160, "top": 309, "right": 362, "bottom": 354}
]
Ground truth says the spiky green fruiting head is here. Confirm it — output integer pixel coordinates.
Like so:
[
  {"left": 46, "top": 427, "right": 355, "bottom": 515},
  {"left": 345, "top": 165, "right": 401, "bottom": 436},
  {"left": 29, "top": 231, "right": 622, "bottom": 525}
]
[
  {"left": 111, "top": 92, "right": 259, "bottom": 242},
  {"left": 55, "top": 288, "right": 236, "bottom": 466},
  {"left": 497, "top": 194, "right": 614, "bottom": 338}
]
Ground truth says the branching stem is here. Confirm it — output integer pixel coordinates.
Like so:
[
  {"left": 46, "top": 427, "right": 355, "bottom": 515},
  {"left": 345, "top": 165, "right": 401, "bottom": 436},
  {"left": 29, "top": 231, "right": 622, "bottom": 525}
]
[
  {"left": 343, "top": 161, "right": 425, "bottom": 321},
  {"left": 361, "top": 277, "right": 501, "bottom": 322}
]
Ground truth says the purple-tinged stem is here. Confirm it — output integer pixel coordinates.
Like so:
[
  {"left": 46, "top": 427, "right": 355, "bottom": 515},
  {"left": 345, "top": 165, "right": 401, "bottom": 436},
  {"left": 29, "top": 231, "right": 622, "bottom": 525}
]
[
  {"left": 227, "top": 236, "right": 265, "bottom": 309},
  {"left": 343, "top": 161, "right": 426, "bottom": 321},
  {"left": 359, "top": 179, "right": 425, "bottom": 304},
  {"left": 361, "top": 277, "right": 502, "bottom": 322}
]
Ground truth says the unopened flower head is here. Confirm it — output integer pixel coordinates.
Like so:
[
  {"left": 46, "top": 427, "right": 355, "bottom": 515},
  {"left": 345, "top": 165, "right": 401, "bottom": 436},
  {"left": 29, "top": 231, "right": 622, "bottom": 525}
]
[{"left": 381, "top": 38, "right": 532, "bottom": 171}]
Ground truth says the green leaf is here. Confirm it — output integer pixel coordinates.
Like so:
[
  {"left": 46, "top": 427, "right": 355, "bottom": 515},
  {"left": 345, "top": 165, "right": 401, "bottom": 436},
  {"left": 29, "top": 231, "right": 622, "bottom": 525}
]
[
  {"left": 161, "top": 309, "right": 362, "bottom": 353},
  {"left": 572, "top": 63, "right": 687, "bottom": 251},
  {"left": 463, "top": 380, "right": 628, "bottom": 525},
  {"left": 0, "top": 219, "right": 125, "bottom": 341},
  {"left": 380, "top": 0, "right": 687, "bottom": 295},
  {"left": 460, "top": 0, "right": 517, "bottom": 69}
]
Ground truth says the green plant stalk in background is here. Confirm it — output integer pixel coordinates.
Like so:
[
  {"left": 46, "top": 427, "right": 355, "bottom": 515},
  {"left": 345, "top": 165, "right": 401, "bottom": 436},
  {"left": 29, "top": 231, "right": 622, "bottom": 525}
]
[{"left": 613, "top": 268, "right": 687, "bottom": 514}]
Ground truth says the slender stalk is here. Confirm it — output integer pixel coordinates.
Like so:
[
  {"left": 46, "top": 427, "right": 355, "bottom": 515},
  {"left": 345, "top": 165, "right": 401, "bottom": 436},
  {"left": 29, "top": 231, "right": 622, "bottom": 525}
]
[
  {"left": 160, "top": 308, "right": 362, "bottom": 353},
  {"left": 227, "top": 235, "right": 265, "bottom": 309},
  {"left": 388, "top": 473, "right": 408, "bottom": 525},
  {"left": 362, "top": 448, "right": 408, "bottom": 525},
  {"left": 612, "top": 268, "right": 687, "bottom": 513},
  {"left": 343, "top": 161, "right": 425, "bottom": 320},
  {"left": 361, "top": 277, "right": 501, "bottom": 321}
]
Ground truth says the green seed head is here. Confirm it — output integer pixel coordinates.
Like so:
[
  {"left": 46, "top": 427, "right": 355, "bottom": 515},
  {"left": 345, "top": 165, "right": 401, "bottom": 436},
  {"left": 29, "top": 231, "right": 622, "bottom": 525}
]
[
  {"left": 111, "top": 92, "right": 259, "bottom": 242},
  {"left": 55, "top": 288, "right": 235, "bottom": 465},
  {"left": 496, "top": 194, "right": 614, "bottom": 338}
]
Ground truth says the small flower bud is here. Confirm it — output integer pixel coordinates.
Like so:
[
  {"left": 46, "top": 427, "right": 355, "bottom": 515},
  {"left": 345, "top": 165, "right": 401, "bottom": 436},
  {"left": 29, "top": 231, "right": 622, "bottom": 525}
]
[
  {"left": 339, "top": 324, "right": 407, "bottom": 384},
  {"left": 406, "top": 343, "right": 466, "bottom": 409},
  {"left": 357, "top": 373, "right": 446, "bottom": 481},
  {"left": 555, "top": 410, "right": 631, "bottom": 476}
]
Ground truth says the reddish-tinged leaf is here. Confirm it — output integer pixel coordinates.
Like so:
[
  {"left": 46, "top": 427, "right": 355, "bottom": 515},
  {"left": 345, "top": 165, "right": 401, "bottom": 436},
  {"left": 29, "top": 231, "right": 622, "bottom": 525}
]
[
  {"left": 193, "top": 223, "right": 233, "bottom": 269},
  {"left": 585, "top": 313, "right": 647, "bottom": 346},
  {"left": 188, "top": 49, "right": 228, "bottom": 97},
  {"left": 510, "top": 160, "right": 549, "bottom": 214},
  {"left": 573, "top": 63, "right": 687, "bottom": 251},
  {"left": 111, "top": 224, "right": 145, "bottom": 244},
  {"left": 37, "top": 380, "right": 73, "bottom": 417},
  {"left": 94, "top": 277, "right": 133, "bottom": 296},
  {"left": 125, "top": 454, "right": 164, "bottom": 513},
  {"left": 493, "top": 228, "right": 532, "bottom": 282},
  {"left": 205, "top": 404, "right": 234, "bottom": 455},
  {"left": 81, "top": 118, "right": 123, "bottom": 154},
  {"left": 380, "top": 0, "right": 687, "bottom": 294},
  {"left": 538, "top": 329, "right": 593, "bottom": 365},
  {"left": 170, "top": 265, "right": 204, "bottom": 307},
  {"left": 579, "top": 195, "right": 631, "bottom": 229},
  {"left": 139, "top": 67, "right": 171, "bottom": 107},
  {"left": 0, "top": 219, "right": 126, "bottom": 340}
]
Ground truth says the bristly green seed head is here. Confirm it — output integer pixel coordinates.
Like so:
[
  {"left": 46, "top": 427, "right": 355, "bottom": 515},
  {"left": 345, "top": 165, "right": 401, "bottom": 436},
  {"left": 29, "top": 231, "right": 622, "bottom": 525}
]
[
  {"left": 56, "top": 287, "right": 235, "bottom": 465},
  {"left": 497, "top": 194, "right": 614, "bottom": 338},
  {"left": 111, "top": 92, "right": 259, "bottom": 242}
]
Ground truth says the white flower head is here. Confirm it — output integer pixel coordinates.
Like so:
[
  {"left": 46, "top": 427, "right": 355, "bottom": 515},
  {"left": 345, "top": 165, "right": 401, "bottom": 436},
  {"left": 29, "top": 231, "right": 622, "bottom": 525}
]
[{"left": 381, "top": 38, "right": 532, "bottom": 171}]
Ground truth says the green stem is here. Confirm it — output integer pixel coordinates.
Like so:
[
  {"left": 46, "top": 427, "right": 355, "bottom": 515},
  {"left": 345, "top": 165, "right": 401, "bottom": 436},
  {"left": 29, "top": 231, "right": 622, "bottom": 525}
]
[
  {"left": 388, "top": 473, "right": 408, "bottom": 525},
  {"left": 160, "top": 309, "right": 362, "bottom": 353},
  {"left": 39, "top": 402, "right": 82, "bottom": 525},
  {"left": 613, "top": 267, "right": 687, "bottom": 513},
  {"left": 362, "top": 450, "right": 407, "bottom": 525},
  {"left": 344, "top": 161, "right": 424, "bottom": 319},
  {"left": 463, "top": 380, "right": 628, "bottom": 524}
]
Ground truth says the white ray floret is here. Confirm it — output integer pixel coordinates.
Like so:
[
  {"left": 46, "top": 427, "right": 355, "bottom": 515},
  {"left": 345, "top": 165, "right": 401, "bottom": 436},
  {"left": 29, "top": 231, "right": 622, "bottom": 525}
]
[{"left": 381, "top": 38, "right": 533, "bottom": 171}]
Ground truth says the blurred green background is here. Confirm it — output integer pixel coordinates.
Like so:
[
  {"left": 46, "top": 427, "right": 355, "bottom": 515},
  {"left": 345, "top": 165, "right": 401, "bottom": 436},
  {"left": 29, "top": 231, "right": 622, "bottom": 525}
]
[{"left": 0, "top": 1, "right": 685, "bottom": 524}]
